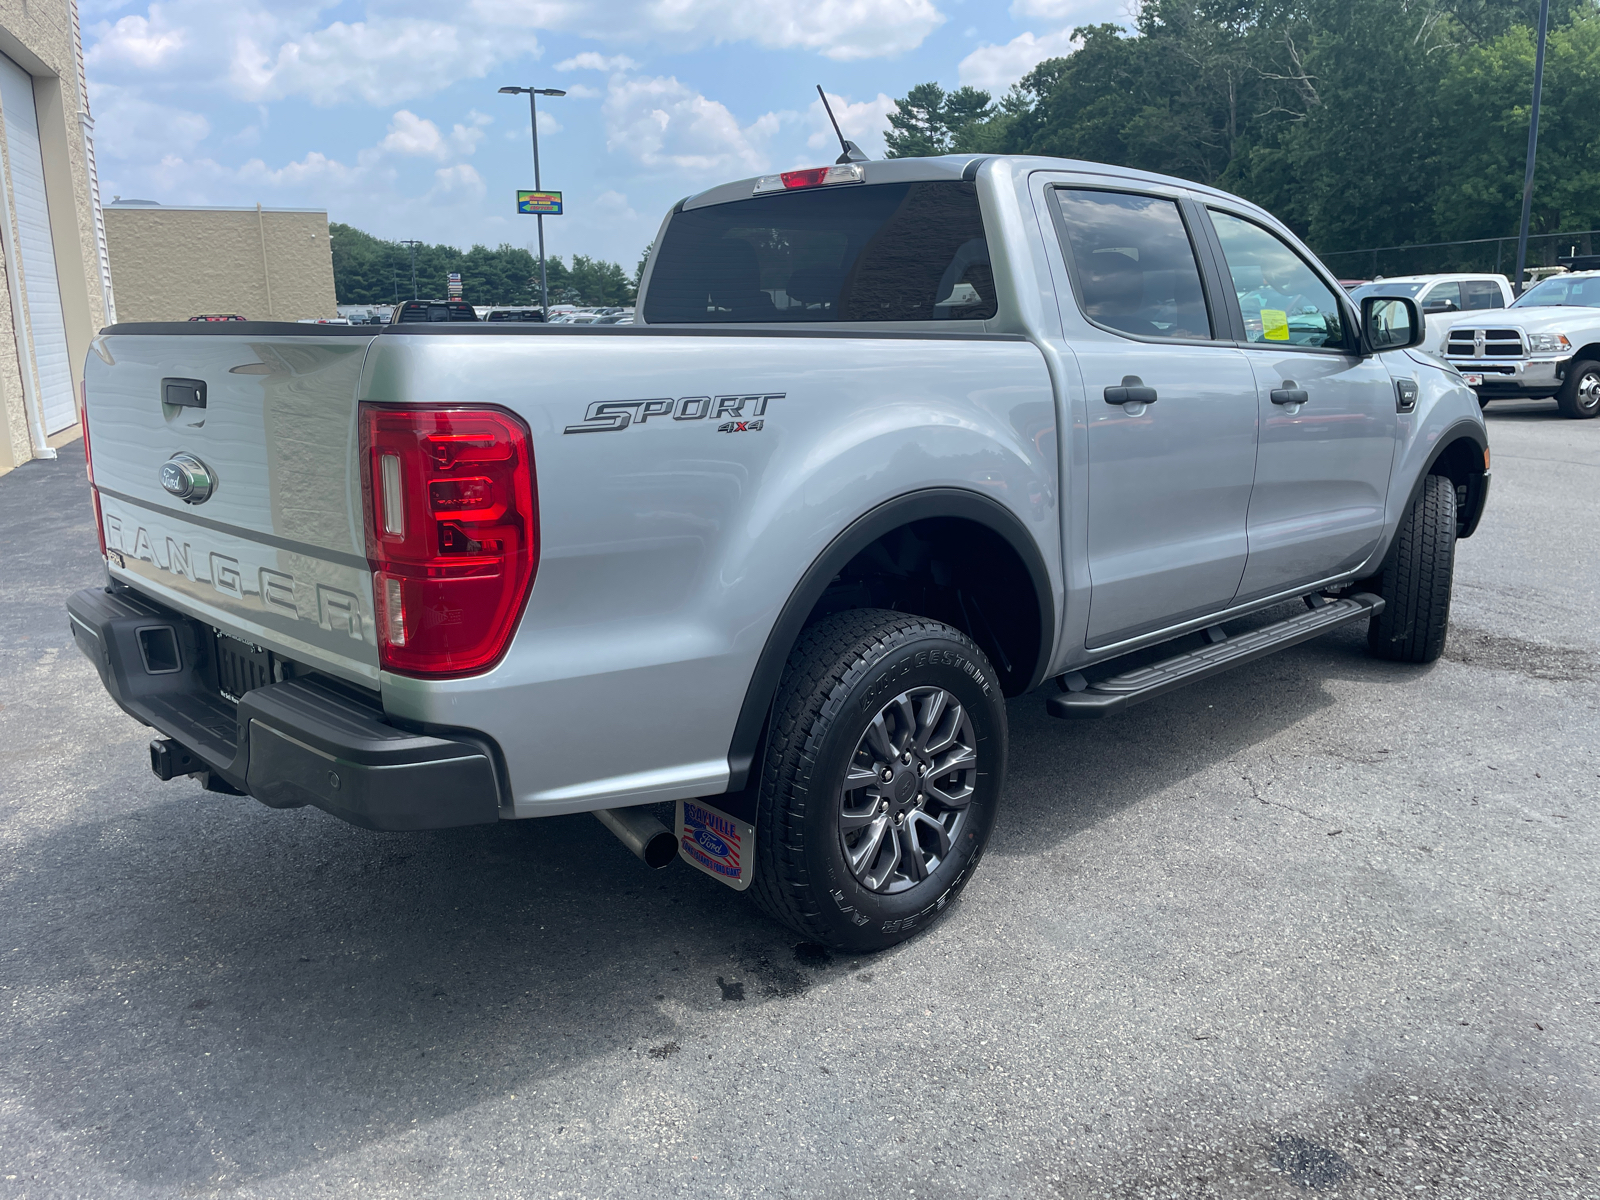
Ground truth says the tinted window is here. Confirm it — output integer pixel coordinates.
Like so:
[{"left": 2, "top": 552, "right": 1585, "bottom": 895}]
[
  {"left": 1462, "top": 280, "right": 1504, "bottom": 310},
  {"left": 1349, "top": 282, "right": 1424, "bottom": 302},
  {"left": 1512, "top": 275, "right": 1600, "bottom": 308},
  {"left": 1210, "top": 211, "right": 1347, "bottom": 348},
  {"left": 1052, "top": 189, "right": 1211, "bottom": 340},
  {"left": 394, "top": 300, "right": 478, "bottom": 323},
  {"left": 643, "top": 181, "right": 997, "bottom": 323},
  {"left": 1422, "top": 282, "right": 1462, "bottom": 310}
]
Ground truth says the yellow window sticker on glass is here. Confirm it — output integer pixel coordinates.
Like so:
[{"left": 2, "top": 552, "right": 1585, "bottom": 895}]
[{"left": 1261, "top": 309, "right": 1290, "bottom": 341}]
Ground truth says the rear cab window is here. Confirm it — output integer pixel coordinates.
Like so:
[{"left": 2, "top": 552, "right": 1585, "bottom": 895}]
[{"left": 642, "top": 181, "right": 997, "bottom": 323}]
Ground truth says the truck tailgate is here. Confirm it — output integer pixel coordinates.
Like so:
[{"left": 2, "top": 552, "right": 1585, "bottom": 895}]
[{"left": 85, "top": 329, "right": 381, "bottom": 685}]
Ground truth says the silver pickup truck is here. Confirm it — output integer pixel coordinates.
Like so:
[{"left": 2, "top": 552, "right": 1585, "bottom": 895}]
[{"left": 67, "top": 154, "right": 1489, "bottom": 951}]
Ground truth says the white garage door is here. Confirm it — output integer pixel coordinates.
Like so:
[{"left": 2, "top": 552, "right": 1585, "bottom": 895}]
[{"left": 0, "top": 53, "right": 76, "bottom": 434}]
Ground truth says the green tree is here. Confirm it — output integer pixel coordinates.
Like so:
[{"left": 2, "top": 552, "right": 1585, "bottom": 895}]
[
  {"left": 330, "top": 223, "right": 635, "bottom": 306},
  {"left": 884, "top": 83, "right": 995, "bottom": 157},
  {"left": 1432, "top": 12, "right": 1600, "bottom": 243}
]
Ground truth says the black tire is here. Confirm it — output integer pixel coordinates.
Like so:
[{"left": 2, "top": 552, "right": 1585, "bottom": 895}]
[
  {"left": 1367, "top": 473, "right": 1457, "bottom": 663},
  {"left": 1477, "top": 393, "right": 1491, "bottom": 411},
  {"left": 1555, "top": 358, "right": 1600, "bottom": 419},
  {"left": 750, "top": 609, "right": 1007, "bottom": 952}
]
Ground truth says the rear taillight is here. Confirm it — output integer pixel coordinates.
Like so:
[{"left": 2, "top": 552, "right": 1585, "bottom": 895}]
[
  {"left": 359, "top": 404, "right": 538, "bottom": 677},
  {"left": 79, "top": 379, "right": 106, "bottom": 558}
]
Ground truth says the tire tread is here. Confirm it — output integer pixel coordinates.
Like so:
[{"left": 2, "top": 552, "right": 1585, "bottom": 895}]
[
  {"left": 1368, "top": 473, "right": 1456, "bottom": 663},
  {"left": 749, "top": 610, "right": 991, "bottom": 944}
]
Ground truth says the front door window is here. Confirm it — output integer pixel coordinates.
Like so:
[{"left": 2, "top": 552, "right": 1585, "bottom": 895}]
[{"left": 1209, "top": 211, "right": 1348, "bottom": 348}]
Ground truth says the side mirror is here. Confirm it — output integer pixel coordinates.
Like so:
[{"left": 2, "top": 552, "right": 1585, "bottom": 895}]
[
  {"left": 1421, "top": 298, "right": 1459, "bottom": 314},
  {"left": 1362, "top": 295, "right": 1424, "bottom": 352}
]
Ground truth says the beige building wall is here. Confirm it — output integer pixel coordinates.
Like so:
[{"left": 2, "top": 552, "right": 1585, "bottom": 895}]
[
  {"left": 103, "top": 205, "right": 337, "bottom": 324},
  {"left": 0, "top": 0, "right": 113, "bottom": 476}
]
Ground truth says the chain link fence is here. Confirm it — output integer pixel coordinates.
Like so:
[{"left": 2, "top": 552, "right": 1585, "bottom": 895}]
[{"left": 1317, "top": 229, "right": 1598, "bottom": 281}]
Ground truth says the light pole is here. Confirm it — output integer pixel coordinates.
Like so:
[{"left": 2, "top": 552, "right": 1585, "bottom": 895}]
[
  {"left": 499, "top": 84, "right": 566, "bottom": 315},
  {"left": 400, "top": 239, "right": 422, "bottom": 299},
  {"left": 1513, "top": 0, "right": 1552, "bottom": 294}
]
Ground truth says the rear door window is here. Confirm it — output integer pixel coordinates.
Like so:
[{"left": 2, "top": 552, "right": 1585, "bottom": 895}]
[
  {"left": 1049, "top": 189, "right": 1213, "bottom": 341},
  {"left": 1462, "top": 279, "right": 1505, "bottom": 310},
  {"left": 643, "top": 181, "right": 997, "bottom": 323},
  {"left": 1208, "top": 210, "right": 1349, "bottom": 349},
  {"left": 1422, "top": 282, "right": 1462, "bottom": 311}
]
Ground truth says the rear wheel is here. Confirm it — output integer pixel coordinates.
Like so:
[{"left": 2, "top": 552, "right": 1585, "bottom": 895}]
[
  {"left": 1555, "top": 358, "right": 1600, "bottom": 419},
  {"left": 1367, "top": 473, "right": 1457, "bottom": 663},
  {"left": 751, "top": 610, "right": 1006, "bottom": 952}
]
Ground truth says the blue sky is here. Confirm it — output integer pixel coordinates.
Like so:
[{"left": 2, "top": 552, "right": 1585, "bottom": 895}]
[{"left": 81, "top": 0, "right": 1124, "bottom": 268}]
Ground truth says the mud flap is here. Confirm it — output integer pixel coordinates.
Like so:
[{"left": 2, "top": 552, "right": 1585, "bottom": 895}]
[{"left": 676, "top": 798, "right": 754, "bottom": 892}]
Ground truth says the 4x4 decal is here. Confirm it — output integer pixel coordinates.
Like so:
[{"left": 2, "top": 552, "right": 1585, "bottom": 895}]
[{"left": 564, "top": 393, "right": 782, "bottom": 433}]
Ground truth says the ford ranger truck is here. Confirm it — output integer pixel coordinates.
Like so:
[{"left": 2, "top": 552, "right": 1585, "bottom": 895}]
[
  {"left": 67, "top": 154, "right": 1490, "bottom": 951},
  {"left": 1444, "top": 267, "right": 1600, "bottom": 417}
]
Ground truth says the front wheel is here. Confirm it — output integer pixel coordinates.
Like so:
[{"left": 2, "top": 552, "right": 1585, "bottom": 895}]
[
  {"left": 751, "top": 610, "right": 1007, "bottom": 952},
  {"left": 1366, "top": 473, "right": 1457, "bottom": 663},
  {"left": 1555, "top": 358, "right": 1600, "bottom": 419}
]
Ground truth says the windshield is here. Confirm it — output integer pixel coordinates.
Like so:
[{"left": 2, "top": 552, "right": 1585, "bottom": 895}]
[
  {"left": 1348, "top": 281, "right": 1424, "bottom": 302},
  {"left": 643, "top": 181, "right": 997, "bottom": 323},
  {"left": 1511, "top": 275, "right": 1600, "bottom": 308}
]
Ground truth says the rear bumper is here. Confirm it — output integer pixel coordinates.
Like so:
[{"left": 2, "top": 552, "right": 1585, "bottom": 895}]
[{"left": 67, "top": 585, "right": 503, "bottom": 830}]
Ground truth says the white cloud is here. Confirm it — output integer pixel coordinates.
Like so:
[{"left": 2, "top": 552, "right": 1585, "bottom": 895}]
[
  {"left": 959, "top": 28, "right": 1079, "bottom": 92},
  {"left": 1009, "top": 0, "right": 1116, "bottom": 20},
  {"left": 564, "top": 84, "right": 603, "bottom": 100},
  {"left": 603, "top": 74, "right": 780, "bottom": 174},
  {"left": 87, "top": 13, "right": 187, "bottom": 70},
  {"left": 92, "top": 84, "right": 210, "bottom": 160},
  {"left": 555, "top": 52, "right": 638, "bottom": 72},
  {"left": 378, "top": 110, "right": 491, "bottom": 160},
  {"left": 805, "top": 91, "right": 896, "bottom": 161},
  {"left": 232, "top": 18, "right": 542, "bottom": 106},
  {"left": 482, "top": 0, "right": 944, "bottom": 61},
  {"left": 430, "top": 163, "right": 486, "bottom": 199},
  {"left": 88, "top": 1, "right": 945, "bottom": 112}
]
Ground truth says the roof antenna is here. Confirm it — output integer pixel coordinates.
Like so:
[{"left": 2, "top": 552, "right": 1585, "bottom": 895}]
[{"left": 817, "top": 85, "right": 869, "bottom": 164}]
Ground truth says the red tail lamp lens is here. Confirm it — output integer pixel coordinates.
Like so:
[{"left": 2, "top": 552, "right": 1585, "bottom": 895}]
[
  {"left": 360, "top": 405, "right": 538, "bottom": 677},
  {"left": 781, "top": 167, "right": 830, "bottom": 189}
]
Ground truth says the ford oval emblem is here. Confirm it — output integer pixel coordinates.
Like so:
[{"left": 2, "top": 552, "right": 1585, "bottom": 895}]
[
  {"left": 694, "top": 829, "right": 730, "bottom": 857},
  {"left": 159, "top": 453, "right": 216, "bottom": 504}
]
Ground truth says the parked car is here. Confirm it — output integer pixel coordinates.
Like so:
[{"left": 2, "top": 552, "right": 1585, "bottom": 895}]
[
  {"left": 1351, "top": 274, "right": 1514, "bottom": 357},
  {"left": 389, "top": 300, "right": 479, "bottom": 324},
  {"left": 486, "top": 308, "right": 545, "bottom": 323},
  {"left": 69, "top": 153, "right": 1488, "bottom": 951},
  {"left": 1349, "top": 273, "right": 1513, "bottom": 315},
  {"left": 1443, "top": 269, "right": 1600, "bottom": 417}
]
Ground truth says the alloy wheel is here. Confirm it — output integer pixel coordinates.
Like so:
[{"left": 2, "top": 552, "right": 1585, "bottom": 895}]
[{"left": 838, "top": 686, "right": 978, "bottom": 894}]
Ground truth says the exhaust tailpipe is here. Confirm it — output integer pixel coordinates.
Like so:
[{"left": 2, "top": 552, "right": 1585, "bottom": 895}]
[{"left": 594, "top": 806, "right": 678, "bottom": 870}]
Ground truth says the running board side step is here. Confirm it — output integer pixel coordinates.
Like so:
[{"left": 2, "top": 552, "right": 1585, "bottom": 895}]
[{"left": 1047, "top": 593, "right": 1384, "bottom": 720}]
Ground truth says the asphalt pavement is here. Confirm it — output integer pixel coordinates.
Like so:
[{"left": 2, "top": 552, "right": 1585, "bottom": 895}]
[{"left": 1, "top": 399, "right": 1597, "bottom": 1199}]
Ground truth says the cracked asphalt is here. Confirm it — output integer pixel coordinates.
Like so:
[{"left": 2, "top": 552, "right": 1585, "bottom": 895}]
[{"left": 1, "top": 398, "right": 1597, "bottom": 1198}]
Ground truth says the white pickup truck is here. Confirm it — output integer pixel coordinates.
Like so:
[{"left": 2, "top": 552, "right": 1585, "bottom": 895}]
[
  {"left": 67, "top": 154, "right": 1489, "bottom": 950},
  {"left": 1443, "top": 268, "right": 1600, "bottom": 417}
]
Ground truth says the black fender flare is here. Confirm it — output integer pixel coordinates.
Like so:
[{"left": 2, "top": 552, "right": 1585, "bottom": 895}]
[
  {"left": 722, "top": 487, "right": 1056, "bottom": 794},
  {"left": 1374, "top": 420, "right": 1489, "bottom": 569}
]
